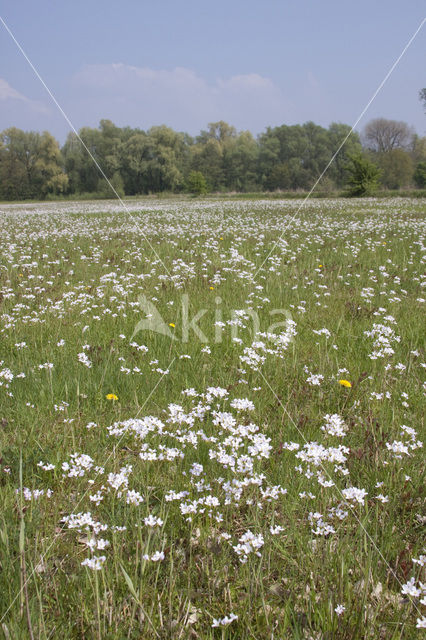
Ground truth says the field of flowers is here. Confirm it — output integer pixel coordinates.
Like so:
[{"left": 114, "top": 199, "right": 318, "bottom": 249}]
[{"left": 0, "top": 198, "right": 424, "bottom": 639}]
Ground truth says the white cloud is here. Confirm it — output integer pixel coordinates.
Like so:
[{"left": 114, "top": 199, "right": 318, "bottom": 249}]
[
  {"left": 0, "top": 78, "right": 29, "bottom": 102},
  {"left": 71, "top": 64, "right": 293, "bottom": 134},
  {"left": 0, "top": 78, "right": 50, "bottom": 115}
]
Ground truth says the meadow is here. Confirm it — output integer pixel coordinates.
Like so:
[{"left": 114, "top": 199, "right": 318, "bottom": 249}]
[{"left": 0, "top": 197, "right": 424, "bottom": 639}]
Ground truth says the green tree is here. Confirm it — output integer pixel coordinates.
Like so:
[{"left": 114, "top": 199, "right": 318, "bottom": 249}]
[
  {"left": 327, "top": 123, "right": 362, "bottom": 187},
  {"left": 97, "top": 172, "right": 125, "bottom": 198},
  {"left": 145, "top": 126, "right": 186, "bottom": 192},
  {"left": 257, "top": 122, "right": 354, "bottom": 191},
  {"left": 0, "top": 128, "right": 33, "bottom": 199},
  {"left": 62, "top": 127, "right": 102, "bottom": 193},
  {"left": 345, "top": 153, "right": 381, "bottom": 196},
  {"left": 257, "top": 129, "right": 280, "bottom": 189},
  {"left": 99, "top": 120, "right": 123, "bottom": 169},
  {"left": 258, "top": 125, "right": 308, "bottom": 190},
  {"left": 198, "top": 121, "right": 237, "bottom": 145},
  {"left": 378, "top": 149, "right": 413, "bottom": 189},
  {"left": 62, "top": 121, "right": 128, "bottom": 194},
  {"left": 410, "top": 135, "right": 426, "bottom": 163},
  {"left": 223, "top": 130, "right": 259, "bottom": 190},
  {"left": 190, "top": 138, "right": 224, "bottom": 191},
  {"left": 34, "top": 131, "right": 69, "bottom": 197},
  {"left": 190, "top": 122, "right": 238, "bottom": 191},
  {"left": 0, "top": 128, "right": 67, "bottom": 199},
  {"left": 186, "top": 170, "right": 208, "bottom": 195},
  {"left": 265, "top": 163, "right": 292, "bottom": 190},
  {"left": 413, "top": 161, "right": 426, "bottom": 188},
  {"left": 120, "top": 132, "right": 149, "bottom": 194}
]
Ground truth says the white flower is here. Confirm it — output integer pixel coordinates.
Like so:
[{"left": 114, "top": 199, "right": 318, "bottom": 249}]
[
  {"left": 270, "top": 525, "right": 284, "bottom": 535},
  {"left": 401, "top": 577, "right": 421, "bottom": 598},
  {"left": 233, "top": 530, "right": 264, "bottom": 562},
  {"left": 37, "top": 461, "right": 55, "bottom": 471},
  {"left": 212, "top": 613, "right": 238, "bottom": 627},
  {"left": 417, "top": 616, "right": 426, "bottom": 629},
  {"left": 321, "top": 414, "right": 347, "bottom": 437},
  {"left": 126, "top": 490, "right": 144, "bottom": 505},
  {"left": 81, "top": 555, "right": 106, "bottom": 570},
  {"left": 96, "top": 538, "right": 110, "bottom": 550},
  {"left": 312, "top": 327, "right": 331, "bottom": 338},
  {"left": 335, "top": 604, "right": 345, "bottom": 615},
  {"left": 77, "top": 352, "right": 92, "bottom": 368},
  {"left": 144, "top": 515, "right": 163, "bottom": 527},
  {"left": 306, "top": 373, "right": 324, "bottom": 386},
  {"left": 230, "top": 398, "right": 255, "bottom": 412},
  {"left": 143, "top": 550, "right": 165, "bottom": 562},
  {"left": 189, "top": 463, "right": 203, "bottom": 476},
  {"left": 342, "top": 487, "right": 368, "bottom": 505}
]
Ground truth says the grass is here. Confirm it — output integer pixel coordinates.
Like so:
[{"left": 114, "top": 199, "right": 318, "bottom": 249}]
[
  {"left": 0, "top": 197, "right": 424, "bottom": 638},
  {"left": 1, "top": 187, "right": 425, "bottom": 205}
]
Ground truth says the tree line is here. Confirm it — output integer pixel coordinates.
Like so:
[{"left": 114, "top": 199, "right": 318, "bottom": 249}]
[{"left": 0, "top": 113, "right": 425, "bottom": 201}]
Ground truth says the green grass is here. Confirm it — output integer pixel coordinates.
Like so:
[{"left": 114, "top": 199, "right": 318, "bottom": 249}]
[
  {"left": 1, "top": 187, "right": 425, "bottom": 205},
  {"left": 0, "top": 197, "right": 424, "bottom": 638}
]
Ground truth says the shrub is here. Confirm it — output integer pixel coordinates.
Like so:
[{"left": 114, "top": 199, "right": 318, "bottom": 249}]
[
  {"left": 345, "top": 153, "right": 381, "bottom": 197},
  {"left": 186, "top": 171, "right": 208, "bottom": 195},
  {"left": 413, "top": 161, "right": 426, "bottom": 188}
]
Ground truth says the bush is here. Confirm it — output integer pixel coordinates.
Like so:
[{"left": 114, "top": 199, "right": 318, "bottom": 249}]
[
  {"left": 413, "top": 161, "right": 426, "bottom": 188},
  {"left": 186, "top": 171, "right": 208, "bottom": 196},
  {"left": 97, "top": 172, "right": 125, "bottom": 199},
  {"left": 345, "top": 153, "right": 381, "bottom": 197}
]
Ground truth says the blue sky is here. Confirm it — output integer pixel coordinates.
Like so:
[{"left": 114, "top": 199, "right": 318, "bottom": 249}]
[{"left": 0, "top": 1, "right": 425, "bottom": 143}]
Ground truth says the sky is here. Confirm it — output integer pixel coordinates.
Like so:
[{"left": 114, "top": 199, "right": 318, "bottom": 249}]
[{"left": 0, "top": 1, "right": 425, "bottom": 144}]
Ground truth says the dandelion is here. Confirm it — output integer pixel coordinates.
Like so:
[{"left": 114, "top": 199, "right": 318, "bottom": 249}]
[
  {"left": 106, "top": 393, "right": 118, "bottom": 401},
  {"left": 169, "top": 322, "right": 175, "bottom": 328},
  {"left": 338, "top": 379, "right": 352, "bottom": 388}
]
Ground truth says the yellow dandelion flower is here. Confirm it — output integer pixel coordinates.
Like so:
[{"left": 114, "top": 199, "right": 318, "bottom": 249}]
[
  {"left": 209, "top": 286, "right": 214, "bottom": 290},
  {"left": 169, "top": 322, "right": 175, "bottom": 328},
  {"left": 106, "top": 393, "right": 118, "bottom": 401},
  {"left": 338, "top": 379, "right": 352, "bottom": 388},
  {"left": 319, "top": 264, "right": 323, "bottom": 268}
]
